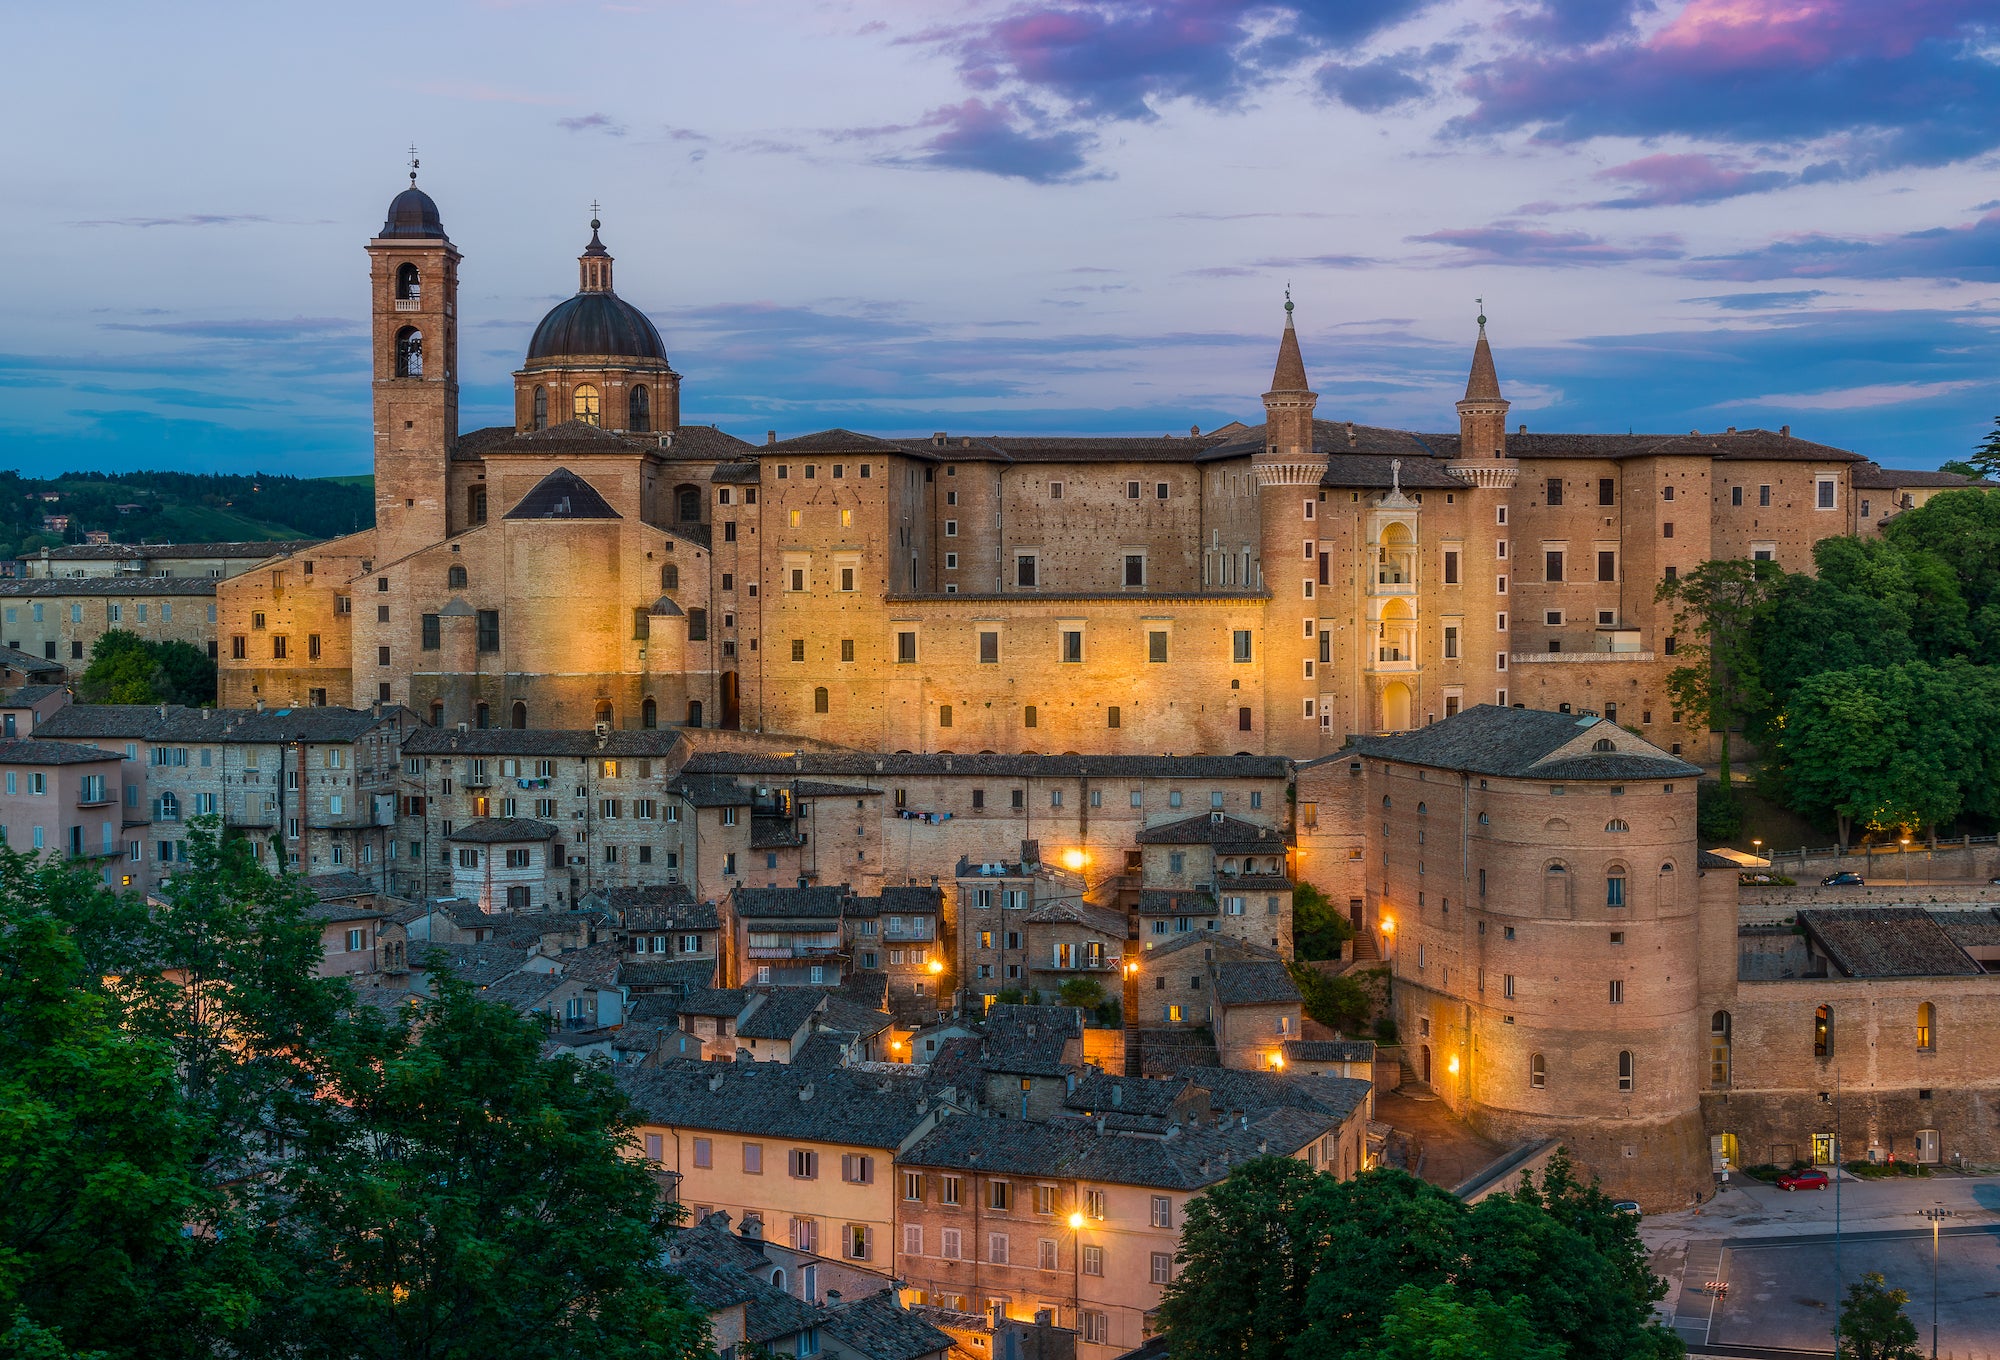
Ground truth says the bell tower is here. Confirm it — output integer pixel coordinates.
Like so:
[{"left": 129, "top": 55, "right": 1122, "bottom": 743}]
[
  {"left": 1254, "top": 294, "right": 1327, "bottom": 750},
  {"left": 367, "top": 157, "right": 460, "bottom": 564}
]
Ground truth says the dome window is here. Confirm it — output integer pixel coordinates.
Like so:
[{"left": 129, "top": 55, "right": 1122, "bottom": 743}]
[
  {"left": 573, "top": 384, "right": 600, "bottom": 426},
  {"left": 394, "top": 327, "right": 423, "bottom": 378},
  {"left": 629, "top": 384, "right": 651, "bottom": 433},
  {"left": 532, "top": 386, "right": 548, "bottom": 431}
]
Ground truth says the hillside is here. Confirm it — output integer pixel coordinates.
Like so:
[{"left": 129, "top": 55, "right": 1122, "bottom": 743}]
[{"left": 0, "top": 471, "right": 374, "bottom": 559}]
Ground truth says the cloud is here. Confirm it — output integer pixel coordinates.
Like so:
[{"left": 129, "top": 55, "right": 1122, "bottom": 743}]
[
  {"left": 1453, "top": 0, "right": 2000, "bottom": 179},
  {"left": 97, "top": 316, "right": 360, "bottom": 340},
  {"left": 558, "top": 113, "right": 626, "bottom": 136},
  {"left": 892, "top": 100, "right": 1102, "bottom": 183},
  {"left": 1713, "top": 378, "right": 1984, "bottom": 411},
  {"left": 1501, "top": 0, "right": 1656, "bottom": 44},
  {"left": 1683, "top": 207, "right": 2000, "bottom": 282},
  {"left": 1314, "top": 45, "right": 1456, "bottom": 112},
  {"left": 1591, "top": 153, "right": 1794, "bottom": 208},
  {"left": 1408, "top": 225, "right": 1684, "bottom": 266},
  {"left": 71, "top": 383, "right": 281, "bottom": 410},
  {"left": 67, "top": 214, "right": 286, "bottom": 228},
  {"left": 1687, "top": 290, "right": 1830, "bottom": 310}
]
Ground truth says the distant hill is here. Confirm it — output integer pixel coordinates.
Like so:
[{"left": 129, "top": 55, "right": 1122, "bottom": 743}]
[{"left": 0, "top": 471, "right": 374, "bottom": 560}]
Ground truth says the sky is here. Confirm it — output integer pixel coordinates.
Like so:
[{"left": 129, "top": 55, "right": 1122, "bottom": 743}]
[{"left": 3, "top": 0, "right": 1997, "bottom": 477}]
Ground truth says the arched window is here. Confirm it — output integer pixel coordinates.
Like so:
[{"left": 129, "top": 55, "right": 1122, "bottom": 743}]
[
  {"left": 1545, "top": 860, "right": 1568, "bottom": 875},
  {"left": 642, "top": 698, "right": 657, "bottom": 730},
  {"left": 594, "top": 700, "right": 613, "bottom": 726},
  {"left": 1917, "top": 1001, "right": 1935, "bottom": 1051},
  {"left": 1592, "top": 737, "right": 1615, "bottom": 752},
  {"left": 573, "top": 384, "right": 600, "bottom": 426},
  {"left": 1660, "top": 860, "right": 1676, "bottom": 874},
  {"left": 1605, "top": 866, "right": 1626, "bottom": 907},
  {"left": 394, "top": 326, "right": 423, "bottom": 378},
  {"left": 1382, "top": 796, "right": 1392, "bottom": 808},
  {"left": 447, "top": 564, "right": 467, "bottom": 590},
  {"left": 532, "top": 385, "right": 548, "bottom": 430},
  {"left": 1814, "top": 1004, "right": 1833, "bottom": 1058},
  {"left": 677, "top": 487, "right": 701, "bottom": 524},
  {"left": 510, "top": 701, "right": 527, "bottom": 730},
  {"left": 1617, "top": 1050, "right": 1634, "bottom": 1092},
  {"left": 770, "top": 1269, "right": 785, "bottom": 1291},
  {"left": 474, "top": 701, "right": 489, "bottom": 730},
  {"left": 159, "top": 790, "right": 180, "bottom": 818},
  {"left": 662, "top": 563, "right": 679, "bottom": 591},
  {"left": 1605, "top": 818, "right": 1629, "bottom": 833},
  {"left": 428, "top": 699, "right": 444, "bottom": 727},
  {"left": 1529, "top": 1053, "right": 1546, "bottom": 1089},
  {"left": 814, "top": 687, "right": 829, "bottom": 714},
  {"left": 629, "top": 385, "right": 651, "bottom": 433},
  {"left": 1710, "top": 1010, "right": 1732, "bottom": 1087},
  {"left": 395, "top": 263, "right": 421, "bottom": 302},
  {"left": 687, "top": 699, "right": 703, "bottom": 728},
  {"left": 1416, "top": 802, "right": 1427, "bottom": 816}
]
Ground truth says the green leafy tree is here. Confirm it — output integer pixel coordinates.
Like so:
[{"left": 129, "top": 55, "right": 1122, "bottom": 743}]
[
  {"left": 1834, "top": 1273, "right": 1922, "bottom": 1360},
  {"left": 1296, "top": 1169, "right": 1473, "bottom": 1355},
  {"left": 1655, "top": 558, "right": 1783, "bottom": 786},
  {"left": 1058, "top": 977, "right": 1104, "bottom": 1010},
  {"left": 1154, "top": 1156, "right": 1330, "bottom": 1360},
  {"left": 1939, "top": 416, "right": 2000, "bottom": 482},
  {"left": 1368, "top": 1285, "right": 1561, "bottom": 1360},
  {"left": 1286, "top": 961, "right": 1370, "bottom": 1034},
  {"left": 1881, "top": 488, "right": 2000, "bottom": 663},
  {"left": 1291, "top": 883, "right": 1355, "bottom": 961},
  {"left": 251, "top": 976, "right": 707, "bottom": 1360},
  {"left": 77, "top": 632, "right": 215, "bottom": 707}
]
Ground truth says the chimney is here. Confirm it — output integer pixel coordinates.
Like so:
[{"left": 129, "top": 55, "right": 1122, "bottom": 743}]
[
  {"left": 933, "top": 432, "right": 948, "bottom": 447},
  {"left": 1190, "top": 425, "right": 1201, "bottom": 438},
  {"left": 1020, "top": 838, "right": 1039, "bottom": 866},
  {"left": 825, "top": 1290, "right": 841, "bottom": 1305},
  {"left": 1344, "top": 421, "right": 1356, "bottom": 447},
  {"left": 709, "top": 1071, "right": 724, "bottom": 1092},
  {"left": 1781, "top": 424, "right": 1791, "bottom": 437},
  {"left": 1517, "top": 423, "right": 1526, "bottom": 435},
  {"left": 798, "top": 1080, "right": 815, "bottom": 1101},
  {"left": 254, "top": 699, "right": 266, "bottom": 713},
  {"left": 767, "top": 430, "right": 777, "bottom": 446}
]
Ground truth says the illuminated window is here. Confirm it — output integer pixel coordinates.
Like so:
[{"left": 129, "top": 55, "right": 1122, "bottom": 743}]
[{"left": 572, "top": 384, "right": 600, "bottom": 425}]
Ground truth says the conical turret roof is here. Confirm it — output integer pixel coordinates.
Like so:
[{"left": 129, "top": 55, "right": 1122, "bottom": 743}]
[
  {"left": 1268, "top": 296, "right": 1311, "bottom": 393},
  {"left": 1464, "top": 316, "right": 1503, "bottom": 403}
]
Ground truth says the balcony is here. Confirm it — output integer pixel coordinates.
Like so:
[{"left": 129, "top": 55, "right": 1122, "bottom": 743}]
[
  {"left": 1509, "top": 650, "right": 1655, "bottom": 665},
  {"left": 1039, "top": 956, "right": 1122, "bottom": 973},
  {"left": 394, "top": 298, "right": 421, "bottom": 312}
]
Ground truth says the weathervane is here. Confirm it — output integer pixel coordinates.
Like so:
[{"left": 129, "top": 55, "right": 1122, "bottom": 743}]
[
  {"left": 408, "top": 144, "right": 420, "bottom": 187},
  {"left": 1476, "top": 295, "right": 1487, "bottom": 327}
]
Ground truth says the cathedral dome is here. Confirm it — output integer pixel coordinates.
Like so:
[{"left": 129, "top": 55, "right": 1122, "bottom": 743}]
[
  {"left": 525, "top": 291, "right": 667, "bottom": 365},
  {"left": 380, "top": 186, "right": 446, "bottom": 239}
]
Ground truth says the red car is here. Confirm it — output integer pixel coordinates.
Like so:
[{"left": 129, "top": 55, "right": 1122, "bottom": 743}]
[{"left": 1777, "top": 1169, "right": 1830, "bottom": 1191}]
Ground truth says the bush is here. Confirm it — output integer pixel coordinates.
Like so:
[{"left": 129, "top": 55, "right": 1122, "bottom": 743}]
[
  {"left": 1373, "top": 1016, "right": 1399, "bottom": 1044},
  {"left": 995, "top": 988, "right": 1024, "bottom": 1006},
  {"left": 1292, "top": 883, "right": 1355, "bottom": 961},
  {"left": 1698, "top": 782, "right": 1744, "bottom": 841},
  {"left": 1059, "top": 978, "right": 1105, "bottom": 1011},
  {"left": 1287, "top": 962, "right": 1371, "bottom": 1034},
  {"left": 1741, "top": 1164, "right": 1782, "bottom": 1182},
  {"left": 1093, "top": 999, "right": 1121, "bottom": 1029}
]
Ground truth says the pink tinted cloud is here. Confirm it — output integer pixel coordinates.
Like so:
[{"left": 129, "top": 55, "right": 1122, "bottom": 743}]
[{"left": 1593, "top": 153, "right": 1792, "bottom": 207}]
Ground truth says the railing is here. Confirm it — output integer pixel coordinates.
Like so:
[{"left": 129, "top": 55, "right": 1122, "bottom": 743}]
[
  {"left": 394, "top": 298, "right": 421, "bottom": 312},
  {"left": 1509, "top": 650, "right": 1656, "bottom": 664}
]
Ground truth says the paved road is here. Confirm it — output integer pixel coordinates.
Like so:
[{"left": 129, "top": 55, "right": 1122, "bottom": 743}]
[{"left": 1644, "top": 1173, "right": 2000, "bottom": 1357}]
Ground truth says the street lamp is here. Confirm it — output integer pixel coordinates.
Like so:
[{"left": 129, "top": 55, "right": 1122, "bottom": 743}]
[
  {"left": 1922, "top": 1205, "right": 1954, "bottom": 1360},
  {"left": 1903, "top": 836, "right": 1913, "bottom": 886},
  {"left": 1751, "top": 837, "right": 1763, "bottom": 863},
  {"left": 1068, "top": 1210, "right": 1087, "bottom": 1332}
]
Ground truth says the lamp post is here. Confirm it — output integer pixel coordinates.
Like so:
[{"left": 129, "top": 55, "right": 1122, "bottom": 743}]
[
  {"left": 1902, "top": 836, "right": 1913, "bottom": 885},
  {"left": 1922, "top": 1205, "right": 1954, "bottom": 1360},
  {"left": 1751, "top": 837, "right": 1762, "bottom": 864},
  {"left": 1068, "top": 1210, "right": 1086, "bottom": 1334}
]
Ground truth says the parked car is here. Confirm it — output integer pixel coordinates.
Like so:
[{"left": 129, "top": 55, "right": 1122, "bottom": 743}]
[
  {"left": 1611, "top": 1200, "right": 1642, "bottom": 1216},
  {"left": 1822, "top": 871, "right": 1865, "bottom": 887},
  {"left": 1777, "top": 1168, "right": 1830, "bottom": 1191}
]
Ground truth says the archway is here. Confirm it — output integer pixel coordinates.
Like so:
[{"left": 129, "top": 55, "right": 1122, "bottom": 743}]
[
  {"left": 721, "top": 672, "right": 741, "bottom": 730},
  {"left": 1419, "top": 1044, "right": 1432, "bottom": 1085},
  {"left": 510, "top": 701, "right": 527, "bottom": 730},
  {"left": 1382, "top": 682, "right": 1413, "bottom": 732}
]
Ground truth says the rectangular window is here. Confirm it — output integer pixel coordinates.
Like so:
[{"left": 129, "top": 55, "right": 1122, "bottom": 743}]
[
  {"left": 791, "top": 638, "right": 805, "bottom": 662},
  {"left": 1062, "top": 629, "right": 1083, "bottom": 663},
  {"left": 1233, "top": 630, "right": 1252, "bottom": 663},
  {"left": 1150, "top": 1195, "right": 1172, "bottom": 1228},
  {"left": 1597, "top": 550, "right": 1616, "bottom": 582},
  {"left": 1598, "top": 477, "right": 1614, "bottom": 506},
  {"left": 476, "top": 610, "right": 499, "bottom": 652},
  {"left": 1609, "top": 979, "right": 1624, "bottom": 1005},
  {"left": 1039, "top": 1238, "right": 1058, "bottom": 1271},
  {"left": 1504, "top": 974, "right": 1515, "bottom": 999},
  {"left": 1545, "top": 550, "right": 1564, "bottom": 583},
  {"left": 897, "top": 631, "right": 917, "bottom": 664},
  {"left": 789, "top": 1148, "right": 819, "bottom": 1179},
  {"left": 1016, "top": 555, "right": 1037, "bottom": 588},
  {"left": 1545, "top": 478, "right": 1562, "bottom": 506},
  {"left": 693, "top": 1138, "right": 712, "bottom": 1168},
  {"left": 1123, "top": 554, "right": 1146, "bottom": 587},
  {"left": 1731, "top": 485, "right": 1744, "bottom": 507},
  {"left": 941, "top": 1228, "right": 962, "bottom": 1260},
  {"left": 421, "top": 614, "right": 440, "bottom": 649},
  {"left": 941, "top": 1175, "right": 962, "bottom": 1206},
  {"left": 1082, "top": 1245, "right": 1104, "bottom": 1276},
  {"left": 1443, "top": 626, "right": 1458, "bottom": 659},
  {"left": 1817, "top": 476, "right": 1836, "bottom": 509},
  {"left": 979, "top": 631, "right": 1000, "bottom": 664},
  {"left": 1152, "top": 1252, "right": 1173, "bottom": 1284},
  {"left": 1760, "top": 484, "right": 1772, "bottom": 507},
  {"left": 743, "top": 1143, "right": 763, "bottom": 1174},
  {"left": 1443, "top": 549, "right": 1458, "bottom": 584}
]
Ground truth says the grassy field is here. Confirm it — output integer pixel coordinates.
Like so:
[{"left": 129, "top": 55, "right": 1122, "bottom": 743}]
[{"left": 319, "top": 475, "right": 374, "bottom": 488}]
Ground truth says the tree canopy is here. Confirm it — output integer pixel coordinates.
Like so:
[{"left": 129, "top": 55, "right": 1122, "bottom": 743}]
[
  {"left": 78, "top": 630, "right": 215, "bottom": 707},
  {"left": 1155, "top": 1153, "right": 1680, "bottom": 1360},
  {"left": 0, "top": 824, "right": 707, "bottom": 1360}
]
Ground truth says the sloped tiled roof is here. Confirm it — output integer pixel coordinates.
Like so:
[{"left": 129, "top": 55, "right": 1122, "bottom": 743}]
[
  {"left": 1136, "top": 812, "right": 1287, "bottom": 845},
  {"left": 1282, "top": 1038, "right": 1375, "bottom": 1063},
  {"left": 502, "top": 467, "right": 622, "bottom": 520},
  {"left": 736, "top": 988, "right": 826, "bottom": 1040},
  {"left": 619, "top": 1060, "right": 948, "bottom": 1148},
  {"left": 1353, "top": 704, "right": 1700, "bottom": 780},
  {"left": 1798, "top": 908, "right": 1983, "bottom": 978},
  {"left": 1210, "top": 960, "right": 1301, "bottom": 1008},
  {"left": 446, "top": 817, "right": 559, "bottom": 843}
]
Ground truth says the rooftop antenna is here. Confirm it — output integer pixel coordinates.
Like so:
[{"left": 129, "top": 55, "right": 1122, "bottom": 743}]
[{"left": 408, "top": 144, "right": 420, "bottom": 187}]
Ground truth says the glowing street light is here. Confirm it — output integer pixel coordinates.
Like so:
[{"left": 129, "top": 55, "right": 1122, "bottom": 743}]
[
  {"left": 927, "top": 958, "right": 944, "bottom": 974},
  {"left": 1067, "top": 1212, "right": 1085, "bottom": 1230},
  {"left": 1061, "top": 849, "right": 1088, "bottom": 872}
]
